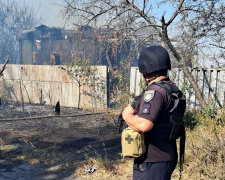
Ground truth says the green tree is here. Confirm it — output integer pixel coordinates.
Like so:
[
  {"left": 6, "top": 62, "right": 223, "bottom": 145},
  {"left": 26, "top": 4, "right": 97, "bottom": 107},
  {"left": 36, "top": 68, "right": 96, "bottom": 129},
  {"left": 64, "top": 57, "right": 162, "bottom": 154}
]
[{"left": 66, "top": 58, "right": 95, "bottom": 109}]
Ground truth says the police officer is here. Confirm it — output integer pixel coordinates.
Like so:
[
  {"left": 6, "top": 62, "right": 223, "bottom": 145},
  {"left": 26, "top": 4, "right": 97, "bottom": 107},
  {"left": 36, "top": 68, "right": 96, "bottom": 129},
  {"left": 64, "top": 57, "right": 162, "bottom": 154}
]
[{"left": 122, "top": 45, "right": 180, "bottom": 180}]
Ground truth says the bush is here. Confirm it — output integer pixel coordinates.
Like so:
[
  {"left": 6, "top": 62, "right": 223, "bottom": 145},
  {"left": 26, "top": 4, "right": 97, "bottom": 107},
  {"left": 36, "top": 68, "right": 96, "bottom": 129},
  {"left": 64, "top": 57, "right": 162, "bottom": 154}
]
[{"left": 183, "top": 110, "right": 200, "bottom": 130}]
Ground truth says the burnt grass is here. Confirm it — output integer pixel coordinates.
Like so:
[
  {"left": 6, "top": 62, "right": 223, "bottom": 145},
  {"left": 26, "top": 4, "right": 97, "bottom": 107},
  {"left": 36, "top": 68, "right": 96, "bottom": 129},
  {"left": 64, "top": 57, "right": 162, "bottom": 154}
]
[{"left": 0, "top": 101, "right": 121, "bottom": 179}]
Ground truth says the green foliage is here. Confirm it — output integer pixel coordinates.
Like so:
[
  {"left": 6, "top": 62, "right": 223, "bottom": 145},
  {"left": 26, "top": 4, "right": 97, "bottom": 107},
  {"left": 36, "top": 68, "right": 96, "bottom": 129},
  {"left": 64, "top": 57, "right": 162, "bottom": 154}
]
[
  {"left": 202, "top": 103, "right": 217, "bottom": 119},
  {"left": 65, "top": 57, "right": 101, "bottom": 109},
  {"left": 183, "top": 110, "right": 200, "bottom": 130},
  {"left": 184, "top": 105, "right": 225, "bottom": 131},
  {"left": 66, "top": 58, "right": 93, "bottom": 85},
  {"left": 201, "top": 100, "right": 225, "bottom": 127}
]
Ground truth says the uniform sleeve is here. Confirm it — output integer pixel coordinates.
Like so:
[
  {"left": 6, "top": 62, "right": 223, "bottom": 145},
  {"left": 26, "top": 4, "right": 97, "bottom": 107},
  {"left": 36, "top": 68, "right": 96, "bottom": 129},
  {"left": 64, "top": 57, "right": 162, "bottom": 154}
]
[{"left": 137, "top": 88, "right": 165, "bottom": 124}]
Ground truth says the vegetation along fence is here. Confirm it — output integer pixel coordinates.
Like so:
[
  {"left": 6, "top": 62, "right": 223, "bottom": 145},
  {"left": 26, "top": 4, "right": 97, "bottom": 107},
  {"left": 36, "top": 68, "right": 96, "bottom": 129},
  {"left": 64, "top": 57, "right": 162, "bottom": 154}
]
[{"left": 130, "top": 67, "right": 225, "bottom": 110}]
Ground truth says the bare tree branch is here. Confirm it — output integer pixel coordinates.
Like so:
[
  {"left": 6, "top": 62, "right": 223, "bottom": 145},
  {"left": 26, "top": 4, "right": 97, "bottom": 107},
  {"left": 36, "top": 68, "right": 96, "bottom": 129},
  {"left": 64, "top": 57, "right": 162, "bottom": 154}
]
[
  {"left": 166, "top": 0, "right": 185, "bottom": 26},
  {"left": 209, "top": 44, "right": 225, "bottom": 50}
]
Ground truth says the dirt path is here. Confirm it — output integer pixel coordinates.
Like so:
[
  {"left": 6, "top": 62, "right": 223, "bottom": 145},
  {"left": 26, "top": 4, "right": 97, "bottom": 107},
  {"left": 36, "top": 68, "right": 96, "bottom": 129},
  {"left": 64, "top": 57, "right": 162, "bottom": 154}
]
[{"left": 0, "top": 102, "right": 122, "bottom": 180}]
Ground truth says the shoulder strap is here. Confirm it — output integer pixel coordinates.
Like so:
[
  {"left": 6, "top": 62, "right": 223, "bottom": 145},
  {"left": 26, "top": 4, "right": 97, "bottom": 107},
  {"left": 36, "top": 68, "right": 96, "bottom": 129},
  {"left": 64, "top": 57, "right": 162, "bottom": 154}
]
[
  {"left": 152, "top": 81, "right": 180, "bottom": 94},
  {"left": 152, "top": 81, "right": 181, "bottom": 112}
]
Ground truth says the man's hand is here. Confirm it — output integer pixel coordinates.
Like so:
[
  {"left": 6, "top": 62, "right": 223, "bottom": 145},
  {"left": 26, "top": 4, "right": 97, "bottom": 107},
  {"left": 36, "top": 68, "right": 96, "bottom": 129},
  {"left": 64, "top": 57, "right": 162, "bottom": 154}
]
[
  {"left": 115, "top": 90, "right": 147, "bottom": 133},
  {"left": 115, "top": 104, "right": 134, "bottom": 133}
]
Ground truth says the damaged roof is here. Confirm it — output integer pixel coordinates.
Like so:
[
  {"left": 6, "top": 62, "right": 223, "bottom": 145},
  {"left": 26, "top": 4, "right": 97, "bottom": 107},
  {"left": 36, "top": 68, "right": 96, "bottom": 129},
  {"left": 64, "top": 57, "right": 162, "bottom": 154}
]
[{"left": 18, "top": 25, "right": 66, "bottom": 40}]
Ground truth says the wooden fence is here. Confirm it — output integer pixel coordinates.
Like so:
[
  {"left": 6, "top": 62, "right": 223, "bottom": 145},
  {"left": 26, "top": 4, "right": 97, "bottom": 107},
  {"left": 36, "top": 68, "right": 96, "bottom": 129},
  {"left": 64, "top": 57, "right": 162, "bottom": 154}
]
[
  {"left": 130, "top": 67, "right": 225, "bottom": 109},
  {"left": 1, "top": 65, "right": 225, "bottom": 110},
  {"left": 0, "top": 65, "right": 108, "bottom": 110}
]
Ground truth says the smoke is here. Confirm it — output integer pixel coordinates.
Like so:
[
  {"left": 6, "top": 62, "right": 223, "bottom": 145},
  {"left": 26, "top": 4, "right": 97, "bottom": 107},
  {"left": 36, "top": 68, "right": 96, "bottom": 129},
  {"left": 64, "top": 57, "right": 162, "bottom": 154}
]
[{"left": 2, "top": 0, "right": 65, "bottom": 28}]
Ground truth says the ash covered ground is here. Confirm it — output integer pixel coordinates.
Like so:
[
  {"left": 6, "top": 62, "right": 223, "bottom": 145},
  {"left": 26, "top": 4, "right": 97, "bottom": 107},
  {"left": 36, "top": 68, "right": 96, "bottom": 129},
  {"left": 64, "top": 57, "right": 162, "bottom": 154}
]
[{"left": 0, "top": 101, "right": 121, "bottom": 180}]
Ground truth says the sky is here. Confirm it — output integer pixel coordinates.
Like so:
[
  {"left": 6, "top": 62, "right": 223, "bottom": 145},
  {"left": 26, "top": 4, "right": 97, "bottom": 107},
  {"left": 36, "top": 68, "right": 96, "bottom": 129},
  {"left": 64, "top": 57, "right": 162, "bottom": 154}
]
[
  {"left": 2, "top": 0, "right": 67, "bottom": 28},
  {"left": 1, "top": 0, "right": 222, "bottom": 67},
  {"left": 1, "top": 0, "right": 176, "bottom": 29}
]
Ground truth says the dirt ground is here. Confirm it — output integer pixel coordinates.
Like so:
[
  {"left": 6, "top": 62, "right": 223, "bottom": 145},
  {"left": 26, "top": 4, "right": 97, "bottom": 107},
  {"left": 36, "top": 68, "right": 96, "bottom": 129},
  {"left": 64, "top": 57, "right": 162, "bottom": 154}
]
[{"left": 0, "top": 101, "right": 122, "bottom": 180}]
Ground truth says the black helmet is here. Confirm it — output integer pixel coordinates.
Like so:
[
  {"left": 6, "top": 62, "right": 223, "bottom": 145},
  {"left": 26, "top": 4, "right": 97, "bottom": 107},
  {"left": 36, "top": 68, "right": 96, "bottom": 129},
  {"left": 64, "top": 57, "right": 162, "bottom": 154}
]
[{"left": 138, "top": 45, "right": 171, "bottom": 74}]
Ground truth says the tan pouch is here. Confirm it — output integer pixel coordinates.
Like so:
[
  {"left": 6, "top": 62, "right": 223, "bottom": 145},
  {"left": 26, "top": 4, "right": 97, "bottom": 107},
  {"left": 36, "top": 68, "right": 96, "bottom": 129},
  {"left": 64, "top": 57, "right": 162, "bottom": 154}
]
[{"left": 121, "top": 127, "right": 146, "bottom": 158}]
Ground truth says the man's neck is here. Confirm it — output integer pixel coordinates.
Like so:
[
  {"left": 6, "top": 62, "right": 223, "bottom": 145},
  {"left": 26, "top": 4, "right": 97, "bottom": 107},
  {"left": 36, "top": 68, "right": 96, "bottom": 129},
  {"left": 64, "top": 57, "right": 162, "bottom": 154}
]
[{"left": 147, "top": 76, "right": 167, "bottom": 85}]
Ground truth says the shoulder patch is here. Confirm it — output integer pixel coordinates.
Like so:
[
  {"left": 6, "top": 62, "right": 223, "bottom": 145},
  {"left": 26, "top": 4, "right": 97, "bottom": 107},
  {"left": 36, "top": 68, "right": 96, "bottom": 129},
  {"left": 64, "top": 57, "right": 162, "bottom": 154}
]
[{"left": 144, "top": 90, "right": 155, "bottom": 102}]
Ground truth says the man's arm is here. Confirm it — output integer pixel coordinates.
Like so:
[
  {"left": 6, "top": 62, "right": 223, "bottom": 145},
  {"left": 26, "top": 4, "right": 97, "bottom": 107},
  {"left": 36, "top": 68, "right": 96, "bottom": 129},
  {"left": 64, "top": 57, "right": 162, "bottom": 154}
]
[{"left": 122, "top": 104, "right": 154, "bottom": 132}]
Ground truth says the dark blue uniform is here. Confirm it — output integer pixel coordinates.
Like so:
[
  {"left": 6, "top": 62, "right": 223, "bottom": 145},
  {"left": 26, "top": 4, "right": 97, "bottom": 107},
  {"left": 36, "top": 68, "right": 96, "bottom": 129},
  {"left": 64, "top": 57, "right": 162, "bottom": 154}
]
[{"left": 133, "top": 78, "right": 177, "bottom": 180}]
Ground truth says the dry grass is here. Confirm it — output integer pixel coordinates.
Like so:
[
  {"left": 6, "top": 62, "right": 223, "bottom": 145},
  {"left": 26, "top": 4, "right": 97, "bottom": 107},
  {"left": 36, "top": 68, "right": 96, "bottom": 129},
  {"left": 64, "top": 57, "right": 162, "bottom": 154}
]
[
  {"left": 180, "top": 116, "right": 225, "bottom": 180},
  {"left": 73, "top": 110, "right": 225, "bottom": 180},
  {"left": 72, "top": 144, "right": 133, "bottom": 179},
  {"left": 72, "top": 158, "right": 133, "bottom": 180},
  {"left": 1, "top": 108, "right": 224, "bottom": 180}
]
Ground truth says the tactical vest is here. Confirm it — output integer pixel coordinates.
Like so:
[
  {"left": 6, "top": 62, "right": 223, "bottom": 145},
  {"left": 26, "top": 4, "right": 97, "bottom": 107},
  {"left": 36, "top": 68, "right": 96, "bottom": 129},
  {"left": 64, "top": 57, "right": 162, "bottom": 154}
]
[
  {"left": 146, "top": 81, "right": 186, "bottom": 176},
  {"left": 147, "top": 81, "right": 186, "bottom": 141}
]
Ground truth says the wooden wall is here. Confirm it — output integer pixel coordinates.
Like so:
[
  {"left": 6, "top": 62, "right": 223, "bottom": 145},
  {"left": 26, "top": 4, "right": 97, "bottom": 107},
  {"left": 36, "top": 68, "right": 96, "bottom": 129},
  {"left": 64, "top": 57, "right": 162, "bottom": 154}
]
[{"left": 0, "top": 65, "right": 108, "bottom": 110}]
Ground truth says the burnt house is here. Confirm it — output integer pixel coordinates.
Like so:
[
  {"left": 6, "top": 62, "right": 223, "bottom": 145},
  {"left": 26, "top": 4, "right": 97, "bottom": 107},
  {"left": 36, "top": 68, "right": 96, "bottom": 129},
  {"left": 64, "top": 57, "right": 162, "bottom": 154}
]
[
  {"left": 17, "top": 24, "right": 137, "bottom": 68},
  {"left": 17, "top": 25, "right": 72, "bottom": 65},
  {"left": 17, "top": 25, "right": 175, "bottom": 69}
]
